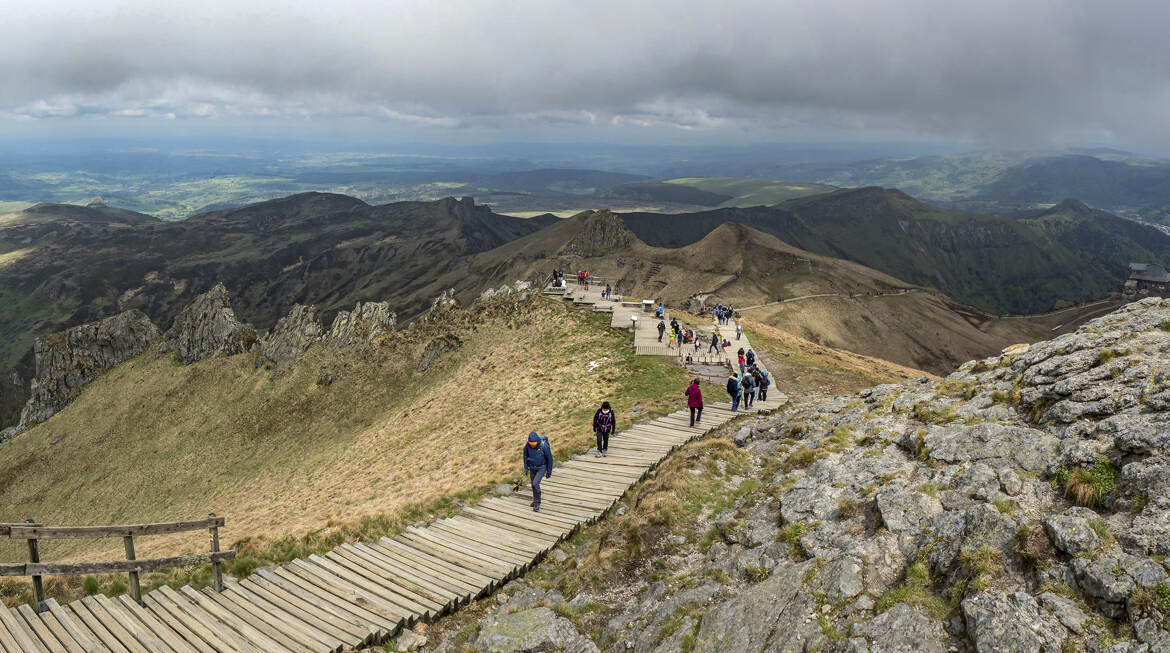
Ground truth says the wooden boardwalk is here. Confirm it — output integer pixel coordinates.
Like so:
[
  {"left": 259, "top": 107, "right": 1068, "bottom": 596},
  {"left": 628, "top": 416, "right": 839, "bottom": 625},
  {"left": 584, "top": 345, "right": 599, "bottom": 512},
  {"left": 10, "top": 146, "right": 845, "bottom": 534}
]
[{"left": 0, "top": 289, "right": 782, "bottom": 652}]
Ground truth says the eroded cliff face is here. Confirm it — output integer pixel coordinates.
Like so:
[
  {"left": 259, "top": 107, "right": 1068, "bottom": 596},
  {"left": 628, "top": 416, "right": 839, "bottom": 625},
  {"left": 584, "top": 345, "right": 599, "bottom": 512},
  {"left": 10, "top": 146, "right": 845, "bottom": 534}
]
[
  {"left": 164, "top": 282, "right": 258, "bottom": 364},
  {"left": 422, "top": 298, "right": 1170, "bottom": 653},
  {"left": 10, "top": 310, "right": 159, "bottom": 436}
]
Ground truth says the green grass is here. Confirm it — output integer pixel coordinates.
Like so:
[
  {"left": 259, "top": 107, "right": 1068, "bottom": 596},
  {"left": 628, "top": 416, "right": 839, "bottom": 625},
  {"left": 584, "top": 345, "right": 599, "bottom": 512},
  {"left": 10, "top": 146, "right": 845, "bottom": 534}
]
[
  {"left": 875, "top": 562, "right": 952, "bottom": 619},
  {"left": 1053, "top": 458, "right": 1117, "bottom": 508}
]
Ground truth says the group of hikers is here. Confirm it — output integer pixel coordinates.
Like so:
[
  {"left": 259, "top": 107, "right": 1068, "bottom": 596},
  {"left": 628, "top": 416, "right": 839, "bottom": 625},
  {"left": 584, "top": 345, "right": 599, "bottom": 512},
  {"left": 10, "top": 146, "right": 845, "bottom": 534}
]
[
  {"left": 712, "top": 303, "right": 735, "bottom": 325},
  {"left": 550, "top": 268, "right": 613, "bottom": 299},
  {"left": 520, "top": 296, "right": 772, "bottom": 513},
  {"left": 726, "top": 348, "right": 770, "bottom": 411}
]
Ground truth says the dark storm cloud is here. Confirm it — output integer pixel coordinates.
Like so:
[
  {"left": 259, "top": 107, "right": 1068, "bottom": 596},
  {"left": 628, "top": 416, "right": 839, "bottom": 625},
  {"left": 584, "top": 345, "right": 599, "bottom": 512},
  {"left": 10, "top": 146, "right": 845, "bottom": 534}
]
[{"left": 3, "top": 0, "right": 1169, "bottom": 145}]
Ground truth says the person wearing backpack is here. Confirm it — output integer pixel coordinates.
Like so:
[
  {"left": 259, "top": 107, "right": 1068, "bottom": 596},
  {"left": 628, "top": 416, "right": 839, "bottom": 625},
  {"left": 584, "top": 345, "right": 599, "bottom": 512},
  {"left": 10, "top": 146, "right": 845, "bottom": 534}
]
[
  {"left": 757, "top": 368, "right": 770, "bottom": 401},
  {"left": 737, "top": 351, "right": 746, "bottom": 376},
  {"left": 593, "top": 401, "right": 616, "bottom": 457},
  {"left": 746, "top": 349, "right": 755, "bottom": 367},
  {"left": 522, "top": 431, "right": 553, "bottom": 512},
  {"left": 657, "top": 319, "right": 666, "bottom": 342},
  {"left": 709, "top": 332, "right": 720, "bottom": 354},
  {"left": 685, "top": 379, "right": 703, "bottom": 426},
  {"left": 727, "top": 372, "right": 741, "bottom": 412},
  {"left": 741, "top": 369, "right": 757, "bottom": 408}
]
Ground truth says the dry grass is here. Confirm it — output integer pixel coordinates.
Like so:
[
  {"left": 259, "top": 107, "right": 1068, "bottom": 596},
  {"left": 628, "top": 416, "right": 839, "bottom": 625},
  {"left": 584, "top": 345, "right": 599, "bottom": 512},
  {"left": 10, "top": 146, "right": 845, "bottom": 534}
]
[
  {"left": 0, "top": 296, "right": 692, "bottom": 581},
  {"left": 0, "top": 247, "right": 37, "bottom": 269}
]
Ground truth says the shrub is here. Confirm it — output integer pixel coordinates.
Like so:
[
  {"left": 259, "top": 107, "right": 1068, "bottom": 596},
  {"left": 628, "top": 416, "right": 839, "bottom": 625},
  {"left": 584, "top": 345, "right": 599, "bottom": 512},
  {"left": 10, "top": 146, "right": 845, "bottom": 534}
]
[
  {"left": 1014, "top": 522, "right": 1057, "bottom": 570},
  {"left": 744, "top": 565, "right": 770, "bottom": 583},
  {"left": 1088, "top": 519, "right": 1116, "bottom": 549},
  {"left": 1131, "top": 492, "right": 1150, "bottom": 515},
  {"left": 1155, "top": 582, "right": 1170, "bottom": 613},
  {"left": 1053, "top": 458, "right": 1117, "bottom": 508},
  {"left": 83, "top": 576, "right": 101, "bottom": 596},
  {"left": 779, "top": 522, "right": 805, "bottom": 543}
]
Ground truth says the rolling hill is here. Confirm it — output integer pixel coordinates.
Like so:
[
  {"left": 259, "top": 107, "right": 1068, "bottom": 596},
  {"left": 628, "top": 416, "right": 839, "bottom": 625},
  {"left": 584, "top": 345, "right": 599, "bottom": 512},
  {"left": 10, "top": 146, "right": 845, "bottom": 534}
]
[{"left": 596, "top": 177, "right": 837, "bottom": 208}]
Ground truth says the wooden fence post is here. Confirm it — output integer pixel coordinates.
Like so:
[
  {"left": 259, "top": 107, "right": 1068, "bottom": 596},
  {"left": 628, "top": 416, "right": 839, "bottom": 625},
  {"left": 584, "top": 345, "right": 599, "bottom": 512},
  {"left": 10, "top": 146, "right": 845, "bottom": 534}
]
[
  {"left": 124, "top": 535, "right": 141, "bottom": 603},
  {"left": 25, "top": 519, "right": 45, "bottom": 612},
  {"left": 208, "top": 513, "right": 223, "bottom": 592}
]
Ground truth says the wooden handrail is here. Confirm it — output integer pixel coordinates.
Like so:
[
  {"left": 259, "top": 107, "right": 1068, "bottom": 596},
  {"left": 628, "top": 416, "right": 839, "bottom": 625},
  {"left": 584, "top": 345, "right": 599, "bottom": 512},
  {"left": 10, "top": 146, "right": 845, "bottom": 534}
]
[
  {"left": 0, "top": 551, "right": 236, "bottom": 577},
  {"left": 1, "top": 516, "right": 224, "bottom": 540},
  {"left": 2, "top": 514, "right": 231, "bottom": 611}
]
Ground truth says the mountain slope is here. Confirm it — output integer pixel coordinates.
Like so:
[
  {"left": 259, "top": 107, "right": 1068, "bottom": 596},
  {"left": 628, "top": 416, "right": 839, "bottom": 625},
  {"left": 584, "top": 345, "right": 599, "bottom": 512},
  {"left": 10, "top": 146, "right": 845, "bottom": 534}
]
[
  {"left": 1016, "top": 199, "right": 1170, "bottom": 277},
  {"left": 620, "top": 187, "right": 1119, "bottom": 314},
  {"left": 0, "top": 193, "right": 555, "bottom": 427}
]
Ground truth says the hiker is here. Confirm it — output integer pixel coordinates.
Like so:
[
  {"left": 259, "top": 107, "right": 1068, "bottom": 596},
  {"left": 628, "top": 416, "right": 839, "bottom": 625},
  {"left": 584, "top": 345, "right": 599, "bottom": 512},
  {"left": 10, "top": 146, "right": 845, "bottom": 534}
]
[
  {"left": 757, "top": 368, "right": 770, "bottom": 401},
  {"left": 522, "top": 431, "right": 553, "bottom": 512},
  {"left": 657, "top": 319, "right": 666, "bottom": 342},
  {"left": 685, "top": 378, "right": 704, "bottom": 426},
  {"left": 727, "top": 372, "right": 741, "bottom": 411},
  {"left": 656, "top": 303, "right": 665, "bottom": 318},
  {"left": 746, "top": 349, "right": 755, "bottom": 367},
  {"left": 593, "top": 401, "right": 616, "bottom": 457},
  {"left": 670, "top": 317, "right": 679, "bottom": 335},
  {"left": 668, "top": 328, "right": 676, "bottom": 348},
  {"left": 709, "top": 333, "right": 720, "bottom": 354},
  {"left": 605, "top": 283, "right": 612, "bottom": 300},
  {"left": 736, "top": 322, "right": 743, "bottom": 341},
  {"left": 693, "top": 336, "right": 700, "bottom": 354},
  {"left": 737, "top": 351, "right": 746, "bottom": 375},
  {"left": 741, "top": 369, "right": 757, "bottom": 408}
]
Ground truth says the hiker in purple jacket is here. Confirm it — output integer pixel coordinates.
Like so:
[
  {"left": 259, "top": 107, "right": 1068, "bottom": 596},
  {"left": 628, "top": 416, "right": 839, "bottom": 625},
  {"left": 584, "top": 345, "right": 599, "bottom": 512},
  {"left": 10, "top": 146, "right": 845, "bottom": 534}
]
[{"left": 593, "top": 401, "right": 616, "bottom": 457}]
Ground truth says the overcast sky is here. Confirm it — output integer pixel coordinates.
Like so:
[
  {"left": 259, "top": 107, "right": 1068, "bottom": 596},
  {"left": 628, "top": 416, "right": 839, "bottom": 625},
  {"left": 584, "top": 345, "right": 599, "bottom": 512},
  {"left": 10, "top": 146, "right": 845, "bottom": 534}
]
[{"left": 3, "top": 0, "right": 1169, "bottom": 151}]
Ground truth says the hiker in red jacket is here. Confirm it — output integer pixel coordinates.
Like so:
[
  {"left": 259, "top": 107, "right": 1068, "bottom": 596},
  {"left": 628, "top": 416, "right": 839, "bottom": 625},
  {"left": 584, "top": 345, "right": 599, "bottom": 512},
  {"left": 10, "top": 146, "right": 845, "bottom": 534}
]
[{"left": 685, "top": 379, "right": 703, "bottom": 426}]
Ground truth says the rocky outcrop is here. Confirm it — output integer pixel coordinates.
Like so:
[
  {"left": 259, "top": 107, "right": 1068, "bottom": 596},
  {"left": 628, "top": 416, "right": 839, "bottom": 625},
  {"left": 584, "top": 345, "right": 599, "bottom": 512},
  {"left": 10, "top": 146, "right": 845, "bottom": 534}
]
[
  {"left": 164, "top": 283, "right": 257, "bottom": 364},
  {"left": 426, "top": 298, "right": 1170, "bottom": 652},
  {"left": 14, "top": 310, "right": 158, "bottom": 433},
  {"left": 327, "top": 301, "right": 396, "bottom": 346},
  {"left": 258, "top": 304, "right": 324, "bottom": 365},
  {"left": 558, "top": 210, "right": 635, "bottom": 258}
]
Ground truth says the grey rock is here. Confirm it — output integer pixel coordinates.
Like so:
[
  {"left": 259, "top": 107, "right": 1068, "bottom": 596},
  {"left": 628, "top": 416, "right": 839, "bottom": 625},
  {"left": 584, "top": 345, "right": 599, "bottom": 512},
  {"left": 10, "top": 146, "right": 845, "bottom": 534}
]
[
  {"left": 691, "top": 559, "right": 823, "bottom": 652},
  {"left": 1074, "top": 556, "right": 1135, "bottom": 616},
  {"left": 810, "top": 556, "right": 865, "bottom": 604},
  {"left": 1039, "top": 591, "right": 1089, "bottom": 634},
  {"left": 494, "top": 484, "right": 514, "bottom": 496},
  {"left": 396, "top": 628, "right": 428, "bottom": 651},
  {"left": 875, "top": 489, "right": 943, "bottom": 535},
  {"left": 19, "top": 309, "right": 159, "bottom": 428},
  {"left": 165, "top": 283, "right": 256, "bottom": 364},
  {"left": 1045, "top": 507, "right": 1101, "bottom": 556},
  {"left": 923, "top": 423, "right": 1058, "bottom": 473},
  {"left": 328, "top": 301, "right": 396, "bottom": 345},
  {"left": 962, "top": 592, "right": 1067, "bottom": 653},
  {"left": 997, "top": 467, "right": 1023, "bottom": 496},
  {"left": 851, "top": 603, "right": 948, "bottom": 653},
  {"left": 258, "top": 304, "right": 323, "bottom": 365},
  {"left": 475, "top": 606, "right": 597, "bottom": 653}
]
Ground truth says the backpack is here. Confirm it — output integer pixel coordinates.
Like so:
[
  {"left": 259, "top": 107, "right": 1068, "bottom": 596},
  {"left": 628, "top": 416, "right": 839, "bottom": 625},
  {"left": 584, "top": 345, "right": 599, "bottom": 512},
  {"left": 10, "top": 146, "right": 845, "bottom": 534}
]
[{"left": 596, "top": 409, "right": 613, "bottom": 433}]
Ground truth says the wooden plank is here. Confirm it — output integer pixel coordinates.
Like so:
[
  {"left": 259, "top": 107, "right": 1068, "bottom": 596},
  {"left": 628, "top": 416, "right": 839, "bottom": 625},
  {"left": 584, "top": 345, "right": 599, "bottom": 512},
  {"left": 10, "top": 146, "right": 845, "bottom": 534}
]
[
  {"left": 68, "top": 601, "right": 132, "bottom": 653},
  {"left": 365, "top": 541, "right": 487, "bottom": 596},
  {"left": 244, "top": 574, "right": 376, "bottom": 645},
  {"left": 0, "top": 605, "right": 40, "bottom": 653},
  {"left": 44, "top": 599, "right": 102, "bottom": 653},
  {"left": 232, "top": 578, "right": 363, "bottom": 649},
  {"left": 295, "top": 556, "right": 424, "bottom": 621},
  {"left": 86, "top": 596, "right": 166, "bottom": 653},
  {"left": 276, "top": 564, "right": 401, "bottom": 634},
  {"left": 328, "top": 547, "right": 455, "bottom": 609},
  {"left": 459, "top": 506, "right": 564, "bottom": 541},
  {"left": 475, "top": 501, "right": 578, "bottom": 532},
  {"left": 79, "top": 597, "right": 151, "bottom": 653},
  {"left": 15, "top": 605, "right": 58, "bottom": 653},
  {"left": 193, "top": 588, "right": 310, "bottom": 653},
  {"left": 309, "top": 553, "right": 436, "bottom": 618},
  {"left": 389, "top": 533, "right": 508, "bottom": 586},
  {"left": 113, "top": 595, "right": 201, "bottom": 653},
  {"left": 488, "top": 497, "right": 589, "bottom": 527},
  {"left": 442, "top": 516, "right": 556, "bottom": 552},
  {"left": 160, "top": 586, "right": 264, "bottom": 653},
  {"left": 143, "top": 591, "right": 241, "bottom": 653},
  {"left": 341, "top": 543, "right": 467, "bottom": 604},
  {"left": 257, "top": 568, "right": 391, "bottom": 640},
  {"left": 21, "top": 552, "right": 236, "bottom": 577},
  {"left": 425, "top": 524, "right": 533, "bottom": 566},
  {"left": 399, "top": 529, "right": 514, "bottom": 577},
  {"left": 212, "top": 587, "right": 337, "bottom": 653},
  {"left": 505, "top": 497, "right": 599, "bottom": 523},
  {"left": 25, "top": 605, "right": 82, "bottom": 653},
  {"left": 8, "top": 518, "right": 225, "bottom": 540},
  {"left": 371, "top": 539, "right": 497, "bottom": 592}
]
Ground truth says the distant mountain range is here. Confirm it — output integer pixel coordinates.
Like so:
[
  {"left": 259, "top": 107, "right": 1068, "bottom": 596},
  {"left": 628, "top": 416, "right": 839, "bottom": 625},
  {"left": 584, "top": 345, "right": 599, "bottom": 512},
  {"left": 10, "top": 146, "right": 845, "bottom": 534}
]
[{"left": 3, "top": 186, "right": 1169, "bottom": 427}]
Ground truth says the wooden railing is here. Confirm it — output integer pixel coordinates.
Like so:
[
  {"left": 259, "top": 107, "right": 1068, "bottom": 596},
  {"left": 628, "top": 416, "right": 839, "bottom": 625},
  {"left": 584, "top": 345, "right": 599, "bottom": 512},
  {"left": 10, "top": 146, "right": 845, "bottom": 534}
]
[{"left": 0, "top": 514, "right": 236, "bottom": 611}]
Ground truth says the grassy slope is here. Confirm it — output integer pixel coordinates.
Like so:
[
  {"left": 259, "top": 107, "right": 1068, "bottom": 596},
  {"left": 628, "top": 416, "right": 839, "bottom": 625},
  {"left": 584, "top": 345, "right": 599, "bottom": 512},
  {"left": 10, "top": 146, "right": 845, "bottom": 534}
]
[
  {"left": 0, "top": 295, "right": 696, "bottom": 574},
  {"left": 748, "top": 293, "right": 1049, "bottom": 375},
  {"left": 662, "top": 177, "right": 838, "bottom": 207}
]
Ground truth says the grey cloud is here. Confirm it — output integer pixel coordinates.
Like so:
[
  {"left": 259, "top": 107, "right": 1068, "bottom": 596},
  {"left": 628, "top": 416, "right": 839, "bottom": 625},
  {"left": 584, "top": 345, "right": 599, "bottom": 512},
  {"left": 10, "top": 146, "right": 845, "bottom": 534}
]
[{"left": 2, "top": 0, "right": 1170, "bottom": 146}]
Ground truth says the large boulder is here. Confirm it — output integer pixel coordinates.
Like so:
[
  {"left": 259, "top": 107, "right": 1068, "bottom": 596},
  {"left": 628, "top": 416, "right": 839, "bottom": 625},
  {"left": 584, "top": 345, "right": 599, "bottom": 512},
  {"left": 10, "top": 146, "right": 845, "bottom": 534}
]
[
  {"left": 962, "top": 592, "right": 1068, "bottom": 653},
  {"left": 165, "top": 283, "right": 256, "bottom": 364},
  {"left": 259, "top": 304, "right": 323, "bottom": 365},
  {"left": 18, "top": 309, "right": 159, "bottom": 429},
  {"left": 474, "top": 606, "right": 597, "bottom": 653},
  {"left": 849, "top": 603, "right": 948, "bottom": 653},
  {"left": 327, "top": 301, "right": 396, "bottom": 346}
]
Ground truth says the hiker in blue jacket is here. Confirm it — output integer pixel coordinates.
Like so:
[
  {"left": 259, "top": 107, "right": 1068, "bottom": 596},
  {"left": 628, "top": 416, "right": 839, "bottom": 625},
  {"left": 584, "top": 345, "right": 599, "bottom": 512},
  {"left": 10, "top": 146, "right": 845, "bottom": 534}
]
[{"left": 522, "top": 431, "right": 553, "bottom": 512}]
